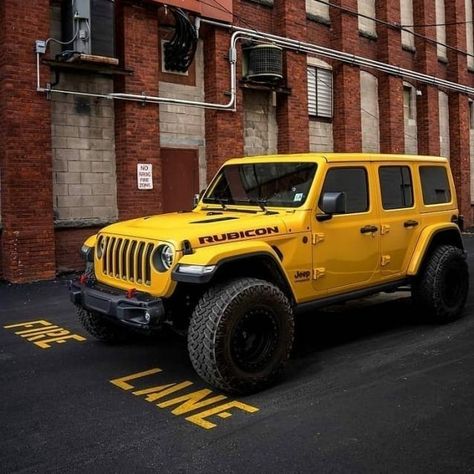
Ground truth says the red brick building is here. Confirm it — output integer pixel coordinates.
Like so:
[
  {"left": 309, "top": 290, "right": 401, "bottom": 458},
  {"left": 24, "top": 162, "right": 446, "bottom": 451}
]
[{"left": 1, "top": 0, "right": 474, "bottom": 283}]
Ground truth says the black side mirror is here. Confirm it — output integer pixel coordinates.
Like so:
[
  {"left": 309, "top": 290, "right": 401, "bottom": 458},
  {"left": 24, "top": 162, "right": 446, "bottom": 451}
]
[{"left": 317, "top": 192, "right": 346, "bottom": 221}]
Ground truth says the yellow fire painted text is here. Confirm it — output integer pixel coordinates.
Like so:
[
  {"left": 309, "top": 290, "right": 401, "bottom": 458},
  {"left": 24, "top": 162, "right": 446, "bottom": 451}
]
[
  {"left": 110, "top": 367, "right": 259, "bottom": 430},
  {"left": 4, "top": 320, "right": 86, "bottom": 349}
]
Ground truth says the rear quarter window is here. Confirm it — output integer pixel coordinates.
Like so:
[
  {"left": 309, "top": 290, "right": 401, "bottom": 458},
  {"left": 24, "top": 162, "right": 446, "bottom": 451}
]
[{"left": 419, "top": 166, "right": 451, "bottom": 205}]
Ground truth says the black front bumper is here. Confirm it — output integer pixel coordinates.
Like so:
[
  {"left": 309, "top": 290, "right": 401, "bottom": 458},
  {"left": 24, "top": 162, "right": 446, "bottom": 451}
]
[{"left": 70, "top": 280, "right": 165, "bottom": 330}]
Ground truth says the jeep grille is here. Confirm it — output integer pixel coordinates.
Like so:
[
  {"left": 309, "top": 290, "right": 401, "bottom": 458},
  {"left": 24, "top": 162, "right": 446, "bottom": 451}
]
[{"left": 100, "top": 236, "right": 154, "bottom": 286}]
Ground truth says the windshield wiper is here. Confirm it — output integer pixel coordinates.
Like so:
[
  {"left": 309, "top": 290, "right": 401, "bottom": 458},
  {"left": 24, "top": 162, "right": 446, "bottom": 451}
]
[
  {"left": 247, "top": 199, "right": 268, "bottom": 213},
  {"left": 204, "top": 197, "right": 228, "bottom": 210}
]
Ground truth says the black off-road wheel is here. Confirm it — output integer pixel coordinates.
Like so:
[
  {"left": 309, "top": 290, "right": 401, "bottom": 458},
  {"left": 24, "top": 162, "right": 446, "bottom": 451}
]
[
  {"left": 187, "top": 278, "right": 294, "bottom": 394},
  {"left": 412, "top": 245, "right": 469, "bottom": 323},
  {"left": 77, "top": 306, "right": 130, "bottom": 343}
]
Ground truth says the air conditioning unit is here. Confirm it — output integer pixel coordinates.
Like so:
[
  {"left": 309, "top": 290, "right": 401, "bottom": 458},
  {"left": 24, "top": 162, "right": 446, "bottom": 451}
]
[
  {"left": 244, "top": 44, "right": 283, "bottom": 82},
  {"left": 62, "top": 0, "right": 116, "bottom": 59}
]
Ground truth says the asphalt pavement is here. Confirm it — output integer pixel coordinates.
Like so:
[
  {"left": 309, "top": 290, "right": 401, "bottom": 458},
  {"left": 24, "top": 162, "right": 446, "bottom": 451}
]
[{"left": 1, "top": 237, "right": 474, "bottom": 473}]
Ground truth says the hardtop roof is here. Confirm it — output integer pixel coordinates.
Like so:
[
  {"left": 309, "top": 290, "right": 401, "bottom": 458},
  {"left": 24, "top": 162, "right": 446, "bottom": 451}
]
[{"left": 226, "top": 153, "right": 448, "bottom": 165}]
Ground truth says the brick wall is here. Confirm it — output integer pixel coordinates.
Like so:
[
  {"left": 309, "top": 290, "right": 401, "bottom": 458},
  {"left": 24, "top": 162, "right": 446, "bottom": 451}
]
[
  {"left": 204, "top": 27, "right": 244, "bottom": 181},
  {"left": 0, "top": 0, "right": 56, "bottom": 283},
  {"left": 3, "top": 0, "right": 474, "bottom": 282},
  {"left": 446, "top": 0, "right": 471, "bottom": 221},
  {"left": 114, "top": 2, "right": 162, "bottom": 220},
  {"left": 470, "top": 114, "right": 474, "bottom": 203},
  {"left": 55, "top": 227, "right": 101, "bottom": 273},
  {"left": 274, "top": 0, "right": 310, "bottom": 154}
]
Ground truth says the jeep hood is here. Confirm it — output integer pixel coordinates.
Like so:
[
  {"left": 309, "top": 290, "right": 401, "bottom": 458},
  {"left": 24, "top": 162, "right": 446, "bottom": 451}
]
[{"left": 100, "top": 210, "right": 289, "bottom": 248}]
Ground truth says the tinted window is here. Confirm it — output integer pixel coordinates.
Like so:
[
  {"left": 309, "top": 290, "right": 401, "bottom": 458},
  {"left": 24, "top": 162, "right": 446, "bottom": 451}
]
[
  {"left": 320, "top": 167, "right": 369, "bottom": 214},
  {"left": 420, "top": 166, "right": 451, "bottom": 204},
  {"left": 379, "top": 166, "right": 414, "bottom": 209}
]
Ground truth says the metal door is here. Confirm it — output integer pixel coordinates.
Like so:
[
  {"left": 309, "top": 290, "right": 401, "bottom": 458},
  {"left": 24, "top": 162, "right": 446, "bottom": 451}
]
[{"left": 161, "top": 148, "right": 199, "bottom": 213}]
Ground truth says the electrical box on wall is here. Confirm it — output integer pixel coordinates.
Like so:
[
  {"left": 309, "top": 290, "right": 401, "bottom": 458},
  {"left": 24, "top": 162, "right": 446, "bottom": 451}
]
[{"left": 62, "top": 0, "right": 116, "bottom": 59}]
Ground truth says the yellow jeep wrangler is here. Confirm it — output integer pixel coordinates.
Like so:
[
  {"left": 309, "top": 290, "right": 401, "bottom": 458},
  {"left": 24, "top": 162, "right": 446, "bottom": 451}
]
[{"left": 70, "top": 153, "right": 469, "bottom": 394}]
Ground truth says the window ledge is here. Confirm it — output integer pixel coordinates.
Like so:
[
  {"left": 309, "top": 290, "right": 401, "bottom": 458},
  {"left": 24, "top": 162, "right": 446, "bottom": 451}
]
[
  {"left": 402, "top": 44, "right": 416, "bottom": 54},
  {"left": 243, "top": 0, "right": 273, "bottom": 8},
  {"left": 309, "top": 115, "right": 333, "bottom": 123},
  {"left": 44, "top": 58, "right": 132, "bottom": 77},
  {"left": 359, "top": 29, "right": 378, "bottom": 41},
  {"left": 54, "top": 218, "right": 118, "bottom": 229},
  {"left": 240, "top": 78, "right": 291, "bottom": 95},
  {"left": 306, "top": 12, "right": 331, "bottom": 27}
]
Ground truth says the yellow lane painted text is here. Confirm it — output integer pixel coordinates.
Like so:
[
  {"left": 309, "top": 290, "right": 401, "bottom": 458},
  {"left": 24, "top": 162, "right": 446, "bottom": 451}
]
[
  {"left": 110, "top": 367, "right": 259, "bottom": 429},
  {"left": 4, "top": 320, "right": 86, "bottom": 349}
]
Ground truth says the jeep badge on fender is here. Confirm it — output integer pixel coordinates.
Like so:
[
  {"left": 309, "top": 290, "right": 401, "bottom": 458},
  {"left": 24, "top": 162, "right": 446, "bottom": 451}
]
[{"left": 70, "top": 153, "right": 469, "bottom": 394}]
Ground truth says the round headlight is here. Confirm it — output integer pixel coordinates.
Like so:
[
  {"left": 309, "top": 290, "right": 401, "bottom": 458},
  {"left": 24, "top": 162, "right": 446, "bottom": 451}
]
[{"left": 152, "top": 244, "right": 174, "bottom": 272}]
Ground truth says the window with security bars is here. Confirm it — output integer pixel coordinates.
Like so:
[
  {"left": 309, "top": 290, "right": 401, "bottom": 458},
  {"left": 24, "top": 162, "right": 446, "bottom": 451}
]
[{"left": 307, "top": 67, "right": 333, "bottom": 119}]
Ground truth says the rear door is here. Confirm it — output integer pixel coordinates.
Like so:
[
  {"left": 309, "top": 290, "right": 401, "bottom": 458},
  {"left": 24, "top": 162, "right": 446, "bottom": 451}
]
[
  {"left": 376, "top": 164, "right": 421, "bottom": 278},
  {"left": 312, "top": 163, "right": 380, "bottom": 296}
]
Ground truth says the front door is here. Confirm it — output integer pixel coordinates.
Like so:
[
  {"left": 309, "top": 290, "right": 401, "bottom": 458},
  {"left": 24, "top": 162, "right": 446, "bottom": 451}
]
[
  {"left": 312, "top": 164, "right": 380, "bottom": 296},
  {"left": 161, "top": 148, "right": 199, "bottom": 213}
]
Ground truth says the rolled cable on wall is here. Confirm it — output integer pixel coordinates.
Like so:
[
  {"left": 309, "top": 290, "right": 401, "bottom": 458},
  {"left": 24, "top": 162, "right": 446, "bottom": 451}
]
[{"left": 162, "top": 7, "right": 198, "bottom": 73}]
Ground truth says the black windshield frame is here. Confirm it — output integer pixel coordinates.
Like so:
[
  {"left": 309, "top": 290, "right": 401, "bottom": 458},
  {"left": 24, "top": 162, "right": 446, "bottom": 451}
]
[{"left": 202, "top": 162, "right": 317, "bottom": 209}]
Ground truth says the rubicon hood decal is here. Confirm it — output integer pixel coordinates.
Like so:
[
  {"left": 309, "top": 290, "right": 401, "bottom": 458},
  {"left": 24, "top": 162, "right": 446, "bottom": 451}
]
[{"left": 199, "top": 226, "right": 280, "bottom": 244}]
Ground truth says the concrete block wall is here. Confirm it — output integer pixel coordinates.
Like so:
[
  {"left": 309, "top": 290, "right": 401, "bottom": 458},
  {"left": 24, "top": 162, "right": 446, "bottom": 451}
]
[
  {"left": 360, "top": 71, "right": 380, "bottom": 153},
  {"left": 51, "top": 75, "right": 117, "bottom": 222},
  {"left": 309, "top": 121, "right": 333, "bottom": 152},
  {"left": 439, "top": 90, "right": 450, "bottom": 158},
  {"left": 466, "top": 0, "right": 474, "bottom": 70},
  {"left": 436, "top": 0, "right": 448, "bottom": 61},
  {"left": 400, "top": 0, "right": 415, "bottom": 50},
  {"left": 306, "top": 0, "right": 330, "bottom": 21},
  {"left": 358, "top": 0, "right": 377, "bottom": 38},
  {"left": 243, "top": 90, "right": 278, "bottom": 156},
  {"left": 404, "top": 82, "right": 418, "bottom": 154},
  {"left": 50, "top": 3, "right": 117, "bottom": 224}
]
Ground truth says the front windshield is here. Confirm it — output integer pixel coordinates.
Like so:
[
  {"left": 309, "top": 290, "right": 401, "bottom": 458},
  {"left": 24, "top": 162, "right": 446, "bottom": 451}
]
[{"left": 203, "top": 162, "right": 317, "bottom": 208}]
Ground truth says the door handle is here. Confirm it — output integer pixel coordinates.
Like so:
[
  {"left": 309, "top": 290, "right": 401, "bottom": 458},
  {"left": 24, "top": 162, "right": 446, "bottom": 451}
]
[
  {"left": 404, "top": 220, "right": 419, "bottom": 228},
  {"left": 360, "top": 225, "right": 378, "bottom": 234}
]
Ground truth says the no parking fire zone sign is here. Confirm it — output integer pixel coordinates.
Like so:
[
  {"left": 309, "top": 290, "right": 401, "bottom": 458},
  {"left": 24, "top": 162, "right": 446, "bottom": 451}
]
[{"left": 137, "top": 163, "right": 153, "bottom": 190}]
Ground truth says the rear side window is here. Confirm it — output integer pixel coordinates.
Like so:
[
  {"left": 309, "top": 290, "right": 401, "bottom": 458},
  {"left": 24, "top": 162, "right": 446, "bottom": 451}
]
[
  {"left": 320, "top": 167, "right": 369, "bottom": 213},
  {"left": 379, "top": 166, "right": 414, "bottom": 209},
  {"left": 420, "top": 166, "right": 451, "bottom": 205}
]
